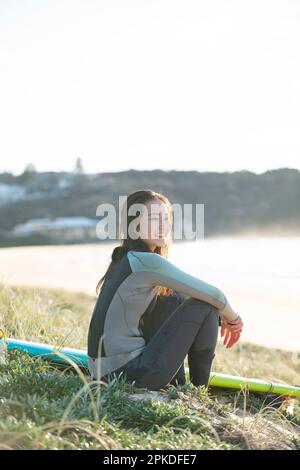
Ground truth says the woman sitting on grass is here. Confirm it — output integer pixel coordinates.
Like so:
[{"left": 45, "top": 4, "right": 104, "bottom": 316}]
[{"left": 87, "top": 189, "right": 243, "bottom": 391}]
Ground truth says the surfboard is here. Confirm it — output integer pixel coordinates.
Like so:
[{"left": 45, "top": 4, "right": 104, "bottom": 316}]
[{"left": 2, "top": 337, "right": 300, "bottom": 398}]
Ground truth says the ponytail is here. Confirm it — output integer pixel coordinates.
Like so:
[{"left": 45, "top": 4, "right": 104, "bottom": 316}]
[{"left": 111, "top": 245, "right": 128, "bottom": 263}]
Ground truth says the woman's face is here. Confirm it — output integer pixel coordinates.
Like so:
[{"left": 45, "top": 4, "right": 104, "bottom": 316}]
[{"left": 142, "top": 199, "right": 171, "bottom": 249}]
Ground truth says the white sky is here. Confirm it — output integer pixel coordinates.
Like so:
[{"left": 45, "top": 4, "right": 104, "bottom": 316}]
[{"left": 0, "top": 0, "right": 300, "bottom": 175}]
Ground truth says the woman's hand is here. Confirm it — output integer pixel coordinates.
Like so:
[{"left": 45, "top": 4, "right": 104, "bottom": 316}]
[{"left": 219, "top": 313, "right": 243, "bottom": 349}]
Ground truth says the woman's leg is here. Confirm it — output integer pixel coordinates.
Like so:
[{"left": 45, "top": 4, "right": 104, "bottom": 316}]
[
  {"left": 140, "top": 291, "right": 187, "bottom": 386},
  {"left": 111, "top": 296, "right": 220, "bottom": 391}
]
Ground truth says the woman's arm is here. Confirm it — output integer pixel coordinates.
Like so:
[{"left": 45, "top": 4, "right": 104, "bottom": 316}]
[{"left": 127, "top": 251, "right": 239, "bottom": 322}]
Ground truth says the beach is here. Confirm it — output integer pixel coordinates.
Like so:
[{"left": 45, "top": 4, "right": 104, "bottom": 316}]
[{"left": 0, "top": 237, "right": 299, "bottom": 352}]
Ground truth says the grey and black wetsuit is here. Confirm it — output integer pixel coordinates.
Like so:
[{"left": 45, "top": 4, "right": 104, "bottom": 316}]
[{"left": 87, "top": 248, "right": 238, "bottom": 390}]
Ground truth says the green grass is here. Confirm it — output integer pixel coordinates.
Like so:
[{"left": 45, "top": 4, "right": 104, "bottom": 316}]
[{"left": 0, "top": 282, "right": 299, "bottom": 450}]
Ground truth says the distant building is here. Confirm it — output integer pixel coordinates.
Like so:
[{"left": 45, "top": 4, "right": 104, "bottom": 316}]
[
  {"left": 12, "top": 216, "right": 100, "bottom": 241},
  {"left": 0, "top": 184, "right": 26, "bottom": 205},
  {"left": 57, "top": 174, "right": 77, "bottom": 190}
]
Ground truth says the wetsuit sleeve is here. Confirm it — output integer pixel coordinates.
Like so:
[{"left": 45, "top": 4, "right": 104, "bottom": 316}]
[{"left": 127, "top": 251, "right": 239, "bottom": 321}]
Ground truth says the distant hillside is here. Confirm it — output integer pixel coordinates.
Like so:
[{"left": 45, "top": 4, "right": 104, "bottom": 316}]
[{"left": 0, "top": 168, "right": 299, "bottom": 244}]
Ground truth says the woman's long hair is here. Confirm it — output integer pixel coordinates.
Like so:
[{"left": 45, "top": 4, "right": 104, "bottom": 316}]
[{"left": 95, "top": 189, "right": 174, "bottom": 297}]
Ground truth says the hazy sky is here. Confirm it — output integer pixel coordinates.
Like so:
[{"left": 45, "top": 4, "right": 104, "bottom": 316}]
[{"left": 1, "top": 0, "right": 300, "bottom": 175}]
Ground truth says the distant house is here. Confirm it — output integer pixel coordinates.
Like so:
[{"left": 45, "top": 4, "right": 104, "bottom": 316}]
[
  {"left": 57, "top": 174, "right": 77, "bottom": 190},
  {"left": 0, "top": 184, "right": 26, "bottom": 205},
  {"left": 12, "top": 216, "right": 100, "bottom": 241}
]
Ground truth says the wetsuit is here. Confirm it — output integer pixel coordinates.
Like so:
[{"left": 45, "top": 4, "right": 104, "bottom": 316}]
[{"left": 87, "top": 249, "right": 238, "bottom": 390}]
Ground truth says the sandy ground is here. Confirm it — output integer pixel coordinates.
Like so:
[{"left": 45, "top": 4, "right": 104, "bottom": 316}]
[{"left": 0, "top": 238, "right": 299, "bottom": 353}]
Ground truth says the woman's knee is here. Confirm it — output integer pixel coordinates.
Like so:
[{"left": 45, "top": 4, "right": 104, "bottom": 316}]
[
  {"left": 204, "top": 305, "right": 221, "bottom": 333},
  {"left": 182, "top": 297, "right": 219, "bottom": 320},
  {"left": 207, "top": 305, "right": 221, "bottom": 324}
]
